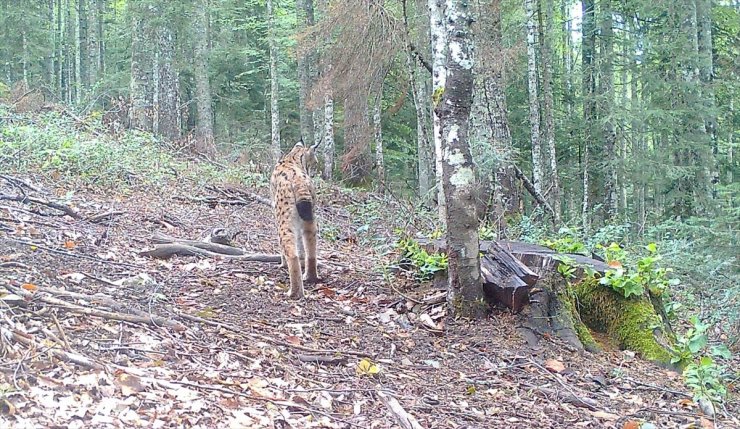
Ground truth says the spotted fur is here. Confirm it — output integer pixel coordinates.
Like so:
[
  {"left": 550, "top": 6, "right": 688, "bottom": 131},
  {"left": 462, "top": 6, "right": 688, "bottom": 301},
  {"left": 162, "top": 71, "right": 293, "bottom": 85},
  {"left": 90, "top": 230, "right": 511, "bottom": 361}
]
[{"left": 270, "top": 141, "right": 320, "bottom": 299}]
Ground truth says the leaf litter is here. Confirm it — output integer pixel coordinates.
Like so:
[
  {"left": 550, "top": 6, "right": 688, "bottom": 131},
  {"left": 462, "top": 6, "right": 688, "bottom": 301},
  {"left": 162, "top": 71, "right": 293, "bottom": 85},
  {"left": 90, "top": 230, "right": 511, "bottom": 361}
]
[{"left": 0, "top": 174, "right": 738, "bottom": 428}]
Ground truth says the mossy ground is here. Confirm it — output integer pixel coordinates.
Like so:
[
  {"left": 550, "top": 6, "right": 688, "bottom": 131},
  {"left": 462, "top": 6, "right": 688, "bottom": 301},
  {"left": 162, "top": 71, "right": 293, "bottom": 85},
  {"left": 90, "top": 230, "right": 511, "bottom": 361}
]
[{"left": 574, "top": 278, "right": 673, "bottom": 364}]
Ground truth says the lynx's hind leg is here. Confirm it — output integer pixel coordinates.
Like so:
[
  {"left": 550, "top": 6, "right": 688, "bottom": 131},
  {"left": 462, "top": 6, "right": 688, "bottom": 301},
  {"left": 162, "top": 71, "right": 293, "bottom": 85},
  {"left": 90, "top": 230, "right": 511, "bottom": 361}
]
[
  {"left": 278, "top": 216, "right": 304, "bottom": 299},
  {"left": 301, "top": 219, "right": 319, "bottom": 283}
]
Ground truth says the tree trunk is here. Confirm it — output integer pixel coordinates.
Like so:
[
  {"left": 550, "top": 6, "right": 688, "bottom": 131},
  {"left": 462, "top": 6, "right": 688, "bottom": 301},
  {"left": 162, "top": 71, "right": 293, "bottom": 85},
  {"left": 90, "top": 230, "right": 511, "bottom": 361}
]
[
  {"left": 696, "top": 0, "right": 718, "bottom": 196},
  {"left": 373, "top": 92, "right": 385, "bottom": 192},
  {"left": 96, "top": 0, "right": 104, "bottom": 79},
  {"left": 65, "top": 0, "right": 76, "bottom": 104},
  {"left": 78, "top": 0, "right": 89, "bottom": 100},
  {"left": 524, "top": 0, "right": 543, "bottom": 196},
  {"left": 156, "top": 21, "right": 180, "bottom": 141},
  {"left": 403, "top": 0, "right": 433, "bottom": 200},
  {"left": 429, "top": 0, "right": 447, "bottom": 223},
  {"left": 322, "top": 90, "right": 335, "bottom": 179},
  {"left": 600, "top": 0, "right": 618, "bottom": 220},
  {"left": 193, "top": 0, "right": 215, "bottom": 154},
  {"left": 267, "top": 0, "right": 281, "bottom": 163},
  {"left": 436, "top": 1, "right": 484, "bottom": 318},
  {"left": 129, "top": 1, "right": 152, "bottom": 131},
  {"left": 296, "top": 0, "right": 315, "bottom": 144},
  {"left": 538, "top": 0, "right": 560, "bottom": 222},
  {"left": 581, "top": 0, "right": 596, "bottom": 232}
]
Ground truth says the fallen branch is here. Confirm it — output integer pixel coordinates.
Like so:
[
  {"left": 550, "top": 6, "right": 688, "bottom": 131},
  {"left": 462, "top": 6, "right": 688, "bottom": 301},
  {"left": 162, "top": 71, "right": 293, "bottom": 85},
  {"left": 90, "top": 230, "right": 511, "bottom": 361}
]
[
  {"left": 5, "top": 237, "right": 143, "bottom": 269},
  {"left": 296, "top": 354, "right": 349, "bottom": 366},
  {"left": 151, "top": 232, "right": 245, "bottom": 255},
  {"left": 513, "top": 165, "right": 557, "bottom": 224},
  {"left": 0, "top": 194, "right": 82, "bottom": 219},
  {"left": 205, "top": 184, "right": 273, "bottom": 207},
  {"left": 377, "top": 390, "right": 425, "bottom": 429},
  {"left": 0, "top": 174, "right": 43, "bottom": 193},
  {"left": 85, "top": 210, "right": 124, "bottom": 223},
  {"left": 0, "top": 326, "right": 104, "bottom": 370},
  {"left": 139, "top": 244, "right": 281, "bottom": 262},
  {"left": 4, "top": 282, "right": 187, "bottom": 332}
]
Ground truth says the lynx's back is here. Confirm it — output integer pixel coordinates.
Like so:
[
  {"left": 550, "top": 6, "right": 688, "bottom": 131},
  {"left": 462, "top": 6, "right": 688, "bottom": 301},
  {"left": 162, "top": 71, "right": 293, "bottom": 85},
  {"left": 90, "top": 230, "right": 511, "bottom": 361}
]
[{"left": 270, "top": 141, "right": 320, "bottom": 299}]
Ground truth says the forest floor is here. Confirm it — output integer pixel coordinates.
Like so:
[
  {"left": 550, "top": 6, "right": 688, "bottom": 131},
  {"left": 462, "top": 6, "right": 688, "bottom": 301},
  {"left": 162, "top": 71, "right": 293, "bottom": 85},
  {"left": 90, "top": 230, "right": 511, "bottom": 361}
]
[{"left": 1, "top": 172, "right": 739, "bottom": 429}]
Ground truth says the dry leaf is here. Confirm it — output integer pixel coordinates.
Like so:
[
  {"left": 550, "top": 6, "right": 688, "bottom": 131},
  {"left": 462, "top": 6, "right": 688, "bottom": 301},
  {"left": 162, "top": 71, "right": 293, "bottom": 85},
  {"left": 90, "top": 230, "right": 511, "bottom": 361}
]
[
  {"left": 285, "top": 335, "right": 301, "bottom": 346},
  {"left": 544, "top": 359, "right": 566, "bottom": 373},
  {"left": 608, "top": 260, "right": 623, "bottom": 268},
  {"left": 622, "top": 420, "right": 640, "bottom": 429},
  {"left": 21, "top": 283, "right": 38, "bottom": 292},
  {"left": 356, "top": 358, "right": 380, "bottom": 377},
  {"left": 589, "top": 410, "right": 619, "bottom": 421},
  {"left": 64, "top": 240, "right": 76, "bottom": 249},
  {"left": 116, "top": 373, "right": 146, "bottom": 396},
  {"left": 699, "top": 417, "right": 714, "bottom": 428}
]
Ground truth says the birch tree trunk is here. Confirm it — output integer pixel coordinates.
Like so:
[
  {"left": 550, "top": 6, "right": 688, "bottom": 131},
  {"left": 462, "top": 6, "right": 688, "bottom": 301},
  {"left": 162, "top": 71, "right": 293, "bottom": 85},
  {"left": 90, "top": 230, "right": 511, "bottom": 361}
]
[
  {"left": 322, "top": 91, "right": 335, "bottom": 179},
  {"left": 436, "top": 0, "right": 484, "bottom": 319},
  {"left": 524, "top": 0, "right": 543, "bottom": 195},
  {"left": 600, "top": 0, "right": 618, "bottom": 220},
  {"left": 407, "top": 50, "right": 433, "bottom": 199},
  {"left": 429, "top": 0, "right": 447, "bottom": 223},
  {"left": 267, "top": 0, "right": 281, "bottom": 163},
  {"left": 193, "top": 0, "right": 215, "bottom": 154},
  {"left": 538, "top": 0, "right": 560, "bottom": 222},
  {"left": 373, "top": 92, "right": 385, "bottom": 192}
]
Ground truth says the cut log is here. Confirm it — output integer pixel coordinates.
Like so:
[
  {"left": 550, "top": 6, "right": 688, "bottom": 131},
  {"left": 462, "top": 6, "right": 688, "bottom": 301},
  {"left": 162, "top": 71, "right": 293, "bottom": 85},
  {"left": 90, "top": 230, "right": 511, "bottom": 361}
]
[{"left": 416, "top": 238, "right": 538, "bottom": 313}]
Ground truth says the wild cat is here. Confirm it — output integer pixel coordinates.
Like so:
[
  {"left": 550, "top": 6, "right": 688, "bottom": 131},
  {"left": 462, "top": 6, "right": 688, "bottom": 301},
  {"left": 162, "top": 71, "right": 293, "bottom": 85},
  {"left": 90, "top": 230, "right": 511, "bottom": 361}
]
[{"left": 269, "top": 140, "right": 320, "bottom": 299}]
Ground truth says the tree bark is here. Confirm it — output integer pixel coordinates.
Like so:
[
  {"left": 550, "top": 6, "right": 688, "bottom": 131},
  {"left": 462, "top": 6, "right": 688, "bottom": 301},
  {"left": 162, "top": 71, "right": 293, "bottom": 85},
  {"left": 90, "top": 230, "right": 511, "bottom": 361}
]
[
  {"left": 78, "top": 0, "right": 89, "bottom": 99},
  {"left": 373, "top": 92, "right": 385, "bottom": 192},
  {"left": 193, "top": 0, "right": 215, "bottom": 154},
  {"left": 600, "top": 0, "right": 618, "bottom": 220},
  {"left": 267, "top": 0, "right": 281, "bottom": 163},
  {"left": 538, "top": 0, "right": 560, "bottom": 222},
  {"left": 524, "top": 0, "right": 543, "bottom": 196},
  {"left": 129, "top": 1, "right": 152, "bottom": 131},
  {"left": 581, "top": 0, "right": 596, "bottom": 232},
  {"left": 296, "top": 0, "right": 315, "bottom": 144},
  {"left": 403, "top": 0, "right": 433, "bottom": 199},
  {"left": 97, "top": 0, "right": 104, "bottom": 78},
  {"left": 156, "top": 20, "right": 180, "bottom": 141},
  {"left": 429, "top": 0, "right": 447, "bottom": 223},
  {"left": 436, "top": 0, "right": 484, "bottom": 318}
]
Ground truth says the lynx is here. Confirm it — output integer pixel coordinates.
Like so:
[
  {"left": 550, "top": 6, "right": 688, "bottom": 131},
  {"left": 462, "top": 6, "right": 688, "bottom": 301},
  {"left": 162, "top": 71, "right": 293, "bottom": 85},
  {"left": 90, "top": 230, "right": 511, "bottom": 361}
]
[{"left": 270, "top": 140, "right": 320, "bottom": 299}]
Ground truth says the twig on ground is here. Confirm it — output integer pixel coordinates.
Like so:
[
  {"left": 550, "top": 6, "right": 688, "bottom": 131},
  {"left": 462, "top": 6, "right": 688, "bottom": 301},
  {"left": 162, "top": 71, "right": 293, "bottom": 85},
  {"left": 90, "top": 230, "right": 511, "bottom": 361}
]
[
  {"left": 5, "top": 237, "right": 143, "bottom": 269},
  {"left": 0, "top": 326, "right": 104, "bottom": 370},
  {"left": 86, "top": 210, "right": 124, "bottom": 223},
  {"left": 377, "top": 390, "right": 426, "bottom": 429},
  {"left": 0, "top": 194, "right": 82, "bottom": 219},
  {"left": 139, "top": 244, "right": 281, "bottom": 262}
]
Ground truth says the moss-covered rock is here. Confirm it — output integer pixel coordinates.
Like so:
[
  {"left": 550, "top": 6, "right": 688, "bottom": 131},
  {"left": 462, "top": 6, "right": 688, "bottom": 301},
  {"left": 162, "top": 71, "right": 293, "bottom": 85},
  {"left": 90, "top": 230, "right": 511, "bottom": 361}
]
[{"left": 574, "top": 278, "right": 673, "bottom": 365}]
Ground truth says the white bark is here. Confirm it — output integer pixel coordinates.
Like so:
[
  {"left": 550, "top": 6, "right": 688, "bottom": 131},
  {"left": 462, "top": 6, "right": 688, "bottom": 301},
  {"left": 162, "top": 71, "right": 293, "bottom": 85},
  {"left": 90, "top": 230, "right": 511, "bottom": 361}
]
[
  {"left": 429, "top": 0, "right": 447, "bottom": 222},
  {"left": 322, "top": 91, "right": 335, "bottom": 179},
  {"left": 267, "top": 0, "right": 281, "bottom": 163},
  {"left": 373, "top": 93, "right": 385, "bottom": 192},
  {"left": 524, "top": 0, "right": 543, "bottom": 195}
]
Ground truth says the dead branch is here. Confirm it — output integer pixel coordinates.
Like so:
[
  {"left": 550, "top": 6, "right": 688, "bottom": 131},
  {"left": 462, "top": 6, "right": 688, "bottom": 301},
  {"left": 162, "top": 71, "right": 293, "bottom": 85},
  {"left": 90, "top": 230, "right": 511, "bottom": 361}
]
[
  {"left": 85, "top": 210, "right": 124, "bottom": 223},
  {"left": 512, "top": 165, "right": 557, "bottom": 224},
  {"left": 296, "top": 354, "right": 349, "bottom": 365},
  {"left": 139, "top": 243, "right": 281, "bottom": 262},
  {"left": 4, "top": 283, "right": 187, "bottom": 332},
  {"left": 0, "top": 326, "right": 104, "bottom": 370},
  {"left": 0, "top": 194, "right": 82, "bottom": 219},
  {"left": 5, "top": 237, "right": 143, "bottom": 269},
  {"left": 205, "top": 184, "right": 273, "bottom": 207},
  {"left": 0, "top": 174, "right": 43, "bottom": 193},
  {"left": 151, "top": 232, "right": 245, "bottom": 255},
  {"left": 377, "top": 390, "right": 426, "bottom": 429}
]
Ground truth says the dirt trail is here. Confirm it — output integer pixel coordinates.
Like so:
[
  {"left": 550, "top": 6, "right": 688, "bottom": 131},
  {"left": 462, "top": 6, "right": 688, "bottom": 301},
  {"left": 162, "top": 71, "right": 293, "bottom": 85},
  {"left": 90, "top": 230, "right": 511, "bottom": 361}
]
[{"left": 0, "top": 175, "right": 737, "bottom": 428}]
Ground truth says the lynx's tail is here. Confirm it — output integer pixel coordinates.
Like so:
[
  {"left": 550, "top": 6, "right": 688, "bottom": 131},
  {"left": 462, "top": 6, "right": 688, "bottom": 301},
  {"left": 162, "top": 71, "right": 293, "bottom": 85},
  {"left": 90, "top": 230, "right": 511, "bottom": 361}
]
[{"left": 295, "top": 199, "right": 314, "bottom": 221}]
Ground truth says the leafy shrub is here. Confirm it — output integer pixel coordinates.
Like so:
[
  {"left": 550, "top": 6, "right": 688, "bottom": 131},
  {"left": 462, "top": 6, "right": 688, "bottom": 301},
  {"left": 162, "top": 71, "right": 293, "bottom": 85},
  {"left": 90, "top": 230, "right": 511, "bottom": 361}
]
[{"left": 396, "top": 237, "right": 448, "bottom": 281}]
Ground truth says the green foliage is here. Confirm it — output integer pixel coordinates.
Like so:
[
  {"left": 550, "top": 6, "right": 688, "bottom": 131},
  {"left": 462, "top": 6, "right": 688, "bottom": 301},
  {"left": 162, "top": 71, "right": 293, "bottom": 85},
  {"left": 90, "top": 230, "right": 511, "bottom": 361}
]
[
  {"left": 478, "top": 223, "right": 497, "bottom": 241},
  {"left": 541, "top": 227, "right": 588, "bottom": 254},
  {"left": 396, "top": 237, "right": 448, "bottom": 281},
  {"left": 670, "top": 316, "right": 732, "bottom": 404},
  {"left": 598, "top": 243, "right": 679, "bottom": 299}
]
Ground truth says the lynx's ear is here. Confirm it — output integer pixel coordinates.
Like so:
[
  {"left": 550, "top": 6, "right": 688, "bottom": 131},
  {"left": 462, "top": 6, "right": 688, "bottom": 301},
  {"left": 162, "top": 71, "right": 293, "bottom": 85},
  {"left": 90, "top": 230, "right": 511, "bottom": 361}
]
[
  {"left": 309, "top": 136, "right": 322, "bottom": 152},
  {"left": 294, "top": 139, "right": 305, "bottom": 148}
]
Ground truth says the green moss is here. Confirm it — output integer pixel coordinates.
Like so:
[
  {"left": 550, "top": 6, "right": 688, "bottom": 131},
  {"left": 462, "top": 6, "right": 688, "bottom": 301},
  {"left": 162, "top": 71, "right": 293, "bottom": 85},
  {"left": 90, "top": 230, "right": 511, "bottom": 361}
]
[
  {"left": 554, "top": 277, "right": 600, "bottom": 352},
  {"left": 575, "top": 279, "right": 673, "bottom": 364}
]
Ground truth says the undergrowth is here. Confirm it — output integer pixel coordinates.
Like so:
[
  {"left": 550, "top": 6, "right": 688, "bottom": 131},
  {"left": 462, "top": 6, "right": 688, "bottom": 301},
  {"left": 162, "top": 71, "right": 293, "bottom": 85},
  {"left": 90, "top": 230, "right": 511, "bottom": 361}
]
[{"left": 0, "top": 107, "right": 264, "bottom": 189}]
